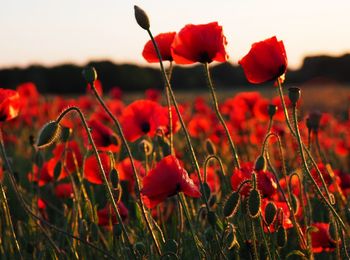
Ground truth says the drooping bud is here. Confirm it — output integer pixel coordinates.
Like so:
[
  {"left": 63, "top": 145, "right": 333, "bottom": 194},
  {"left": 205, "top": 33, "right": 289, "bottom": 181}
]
[
  {"left": 110, "top": 168, "right": 120, "bottom": 189},
  {"left": 248, "top": 189, "right": 261, "bottom": 218},
  {"left": 138, "top": 139, "right": 153, "bottom": 156},
  {"left": 205, "top": 138, "right": 216, "bottom": 155},
  {"left": 306, "top": 110, "right": 322, "bottom": 133},
  {"left": 264, "top": 201, "right": 277, "bottom": 226},
  {"left": 267, "top": 104, "right": 278, "bottom": 118},
  {"left": 288, "top": 87, "right": 301, "bottom": 106},
  {"left": 82, "top": 66, "right": 97, "bottom": 84},
  {"left": 254, "top": 155, "right": 266, "bottom": 171},
  {"left": 277, "top": 226, "right": 287, "bottom": 248},
  {"left": 223, "top": 191, "right": 241, "bottom": 218},
  {"left": 36, "top": 121, "right": 62, "bottom": 149},
  {"left": 134, "top": 5, "right": 150, "bottom": 30}
]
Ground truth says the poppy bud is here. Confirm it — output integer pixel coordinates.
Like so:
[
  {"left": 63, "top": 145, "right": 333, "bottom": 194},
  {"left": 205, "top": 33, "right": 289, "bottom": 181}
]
[
  {"left": 134, "top": 5, "right": 150, "bottom": 30},
  {"left": 163, "top": 239, "right": 178, "bottom": 254},
  {"left": 267, "top": 104, "right": 278, "bottom": 118},
  {"left": 328, "top": 221, "right": 338, "bottom": 243},
  {"left": 205, "top": 138, "right": 216, "bottom": 155},
  {"left": 254, "top": 155, "right": 266, "bottom": 171},
  {"left": 138, "top": 139, "right": 153, "bottom": 156},
  {"left": 248, "top": 189, "right": 261, "bottom": 218},
  {"left": 53, "top": 161, "right": 62, "bottom": 180},
  {"left": 82, "top": 66, "right": 97, "bottom": 83},
  {"left": 306, "top": 111, "right": 322, "bottom": 133},
  {"left": 264, "top": 201, "right": 277, "bottom": 226},
  {"left": 37, "top": 121, "right": 62, "bottom": 149},
  {"left": 288, "top": 87, "right": 301, "bottom": 106},
  {"left": 291, "top": 194, "right": 299, "bottom": 214},
  {"left": 277, "top": 226, "right": 287, "bottom": 248},
  {"left": 223, "top": 191, "right": 240, "bottom": 218}
]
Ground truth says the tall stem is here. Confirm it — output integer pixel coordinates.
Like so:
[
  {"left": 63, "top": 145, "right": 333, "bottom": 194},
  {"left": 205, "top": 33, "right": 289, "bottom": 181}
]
[
  {"left": 204, "top": 63, "right": 240, "bottom": 169},
  {"left": 56, "top": 106, "right": 136, "bottom": 257},
  {"left": 145, "top": 29, "right": 210, "bottom": 210},
  {"left": 88, "top": 86, "right": 164, "bottom": 254}
]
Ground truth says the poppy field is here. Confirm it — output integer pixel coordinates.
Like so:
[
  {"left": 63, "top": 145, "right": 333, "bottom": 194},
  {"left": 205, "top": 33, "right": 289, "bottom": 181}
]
[{"left": 1, "top": 5, "right": 350, "bottom": 259}]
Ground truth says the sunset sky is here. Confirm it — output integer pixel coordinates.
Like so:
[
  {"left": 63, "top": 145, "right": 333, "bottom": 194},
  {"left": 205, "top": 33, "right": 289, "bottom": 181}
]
[{"left": 1, "top": 0, "right": 349, "bottom": 69}]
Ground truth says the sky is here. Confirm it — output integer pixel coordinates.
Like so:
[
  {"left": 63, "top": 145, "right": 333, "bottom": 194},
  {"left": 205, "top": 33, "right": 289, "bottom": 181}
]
[{"left": 1, "top": 0, "right": 350, "bottom": 70}]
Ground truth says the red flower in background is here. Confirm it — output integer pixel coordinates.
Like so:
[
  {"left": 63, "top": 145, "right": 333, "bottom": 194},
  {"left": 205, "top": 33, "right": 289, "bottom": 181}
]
[
  {"left": 29, "top": 158, "right": 68, "bottom": 186},
  {"left": 117, "top": 158, "right": 146, "bottom": 193},
  {"left": 231, "top": 162, "right": 277, "bottom": 198},
  {"left": 171, "top": 22, "right": 228, "bottom": 64},
  {"left": 0, "top": 88, "right": 21, "bottom": 122},
  {"left": 98, "top": 201, "right": 128, "bottom": 227},
  {"left": 143, "top": 32, "right": 176, "bottom": 62},
  {"left": 261, "top": 199, "right": 293, "bottom": 232},
  {"left": 239, "top": 36, "right": 287, "bottom": 84},
  {"left": 87, "top": 119, "right": 120, "bottom": 152},
  {"left": 145, "top": 88, "right": 161, "bottom": 102},
  {"left": 120, "top": 100, "right": 167, "bottom": 142},
  {"left": 141, "top": 155, "right": 201, "bottom": 208},
  {"left": 84, "top": 152, "right": 112, "bottom": 184},
  {"left": 52, "top": 141, "right": 82, "bottom": 173},
  {"left": 54, "top": 183, "right": 74, "bottom": 199},
  {"left": 308, "top": 222, "right": 337, "bottom": 253},
  {"left": 190, "top": 166, "right": 221, "bottom": 194}
]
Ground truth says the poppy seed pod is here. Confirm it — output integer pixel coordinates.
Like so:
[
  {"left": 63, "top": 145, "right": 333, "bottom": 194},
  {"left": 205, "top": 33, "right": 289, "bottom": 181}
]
[
  {"left": 82, "top": 66, "right": 97, "bottom": 83},
  {"left": 288, "top": 87, "right": 301, "bottom": 106},
  {"left": 134, "top": 5, "right": 150, "bottom": 30}
]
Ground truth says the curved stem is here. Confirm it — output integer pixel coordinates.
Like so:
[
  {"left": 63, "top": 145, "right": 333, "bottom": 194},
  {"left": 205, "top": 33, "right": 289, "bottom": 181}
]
[
  {"left": 203, "top": 154, "right": 230, "bottom": 192},
  {"left": 0, "top": 129, "right": 117, "bottom": 259},
  {"left": 145, "top": 29, "right": 210, "bottom": 210},
  {"left": 56, "top": 106, "right": 135, "bottom": 257},
  {"left": 291, "top": 105, "right": 348, "bottom": 232},
  {"left": 87, "top": 85, "right": 164, "bottom": 254},
  {"left": 204, "top": 63, "right": 240, "bottom": 169}
]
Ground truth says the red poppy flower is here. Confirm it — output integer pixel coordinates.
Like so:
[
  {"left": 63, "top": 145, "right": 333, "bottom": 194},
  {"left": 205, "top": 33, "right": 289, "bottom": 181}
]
[
  {"left": 239, "top": 36, "right": 287, "bottom": 84},
  {"left": 117, "top": 158, "right": 146, "bottom": 193},
  {"left": 142, "top": 32, "right": 176, "bottom": 62},
  {"left": 230, "top": 162, "right": 277, "bottom": 198},
  {"left": 109, "top": 86, "right": 123, "bottom": 100},
  {"left": 84, "top": 152, "right": 112, "bottom": 184},
  {"left": 141, "top": 155, "right": 201, "bottom": 208},
  {"left": 0, "top": 88, "right": 21, "bottom": 122},
  {"left": 145, "top": 88, "right": 161, "bottom": 102},
  {"left": 308, "top": 222, "right": 337, "bottom": 253},
  {"left": 86, "top": 119, "right": 120, "bottom": 152},
  {"left": 171, "top": 22, "right": 228, "bottom": 64},
  {"left": 98, "top": 201, "right": 128, "bottom": 227},
  {"left": 28, "top": 158, "right": 68, "bottom": 186},
  {"left": 54, "top": 183, "right": 74, "bottom": 199},
  {"left": 120, "top": 100, "right": 167, "bottom": 142}
]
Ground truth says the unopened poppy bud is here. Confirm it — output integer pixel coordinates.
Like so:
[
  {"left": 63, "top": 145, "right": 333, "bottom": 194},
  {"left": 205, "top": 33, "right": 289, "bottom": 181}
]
[
  {"left": 223, "top": 191, "right": 240, "bottom": 218},
  {"left": 277, "top": 226, "right": 287, "bottom": 248},
  {"left": 138, "top": 139, "right": 153, "bottom": 156},
  {"left": 264, "top": 201, "right": 277, "bottom": 226},
  {"left": 37, "top": 121, "right": 62, "bottom": 149},
  {"left": 53, "top": 161, "right": 62, "bottom": 180},
  {"left": 134, "top": 242, "right": 146, "bottom": 257},
  {"left": 205, "top": 138, "right": 216, "bottom": 155},
  {"left": 248, "top": 189, "right": 261, "bottom": 218},
  {"left": 291, "top": 194, "right": 299, "bottom": 213},
  {"left": 163, "top": 239, "right": 178, "bottom": 254},
  {"left": 82, "top": 66, "right": 97, "bottom": 83},
  {"left": 254, "top": 155, "right": 266, "bottom": 171},
  {"left": 110, "top": 168, "right": 120, "bottom": 189},
  {"left": 134, "top": 5, "right": 150, "bottom": 30},
  {"left": 267, "top": 104, "right": 278, "bottom": 118},
  {"left": 306, "top": 111, "right": 322, "bottom": 133},
  {"left": 288, "top": 87, "right": 301, "bottom": 106},
  {"left": 328, "top": 221, "right": 338, "bottom": 243}
]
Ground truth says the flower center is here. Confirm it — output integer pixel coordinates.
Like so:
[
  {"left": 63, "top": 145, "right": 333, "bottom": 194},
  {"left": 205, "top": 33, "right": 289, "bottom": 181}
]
[{"left": 140, "top": 122, "right": 151, "bottom": 134}]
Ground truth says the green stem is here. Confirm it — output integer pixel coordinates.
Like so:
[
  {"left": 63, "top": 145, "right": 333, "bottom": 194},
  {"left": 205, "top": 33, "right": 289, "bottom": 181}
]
[
  {"left": 88, "top": 85, "right": 164, "bottom": 254},
  {"left": 0, "top": 182, "right": 22, "bottom": 258},
  {"left": 145, "top": 29, "right": 210, "bottom": 210},
  {"left": 0, "top": 129, "right": 116, "bottom": 259},
  {"left": 204, "top": 63, "right": 240, "bottom": 169},
  {"left": 258, "top": 215, "right": 273, "bottom": 260},
  {"left": 291, "top": 105, "right": 347, "bottom": 232},
  {"left": 56, "top": 106, "right": 135, "bottom": 257}
]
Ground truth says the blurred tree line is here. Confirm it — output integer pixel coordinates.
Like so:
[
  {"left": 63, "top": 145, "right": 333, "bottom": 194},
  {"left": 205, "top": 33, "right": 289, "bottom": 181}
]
[{"left": 0, "top": 54, "right": 349, "bottom": 94}]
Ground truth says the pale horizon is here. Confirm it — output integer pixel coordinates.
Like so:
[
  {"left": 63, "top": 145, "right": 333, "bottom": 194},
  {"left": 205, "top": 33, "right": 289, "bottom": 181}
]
[{"left": 1, "top": 0, "right": 350, "bottom": 70}]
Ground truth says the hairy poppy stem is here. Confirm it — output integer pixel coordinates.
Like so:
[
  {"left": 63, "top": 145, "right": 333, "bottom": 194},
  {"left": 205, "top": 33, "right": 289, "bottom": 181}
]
[
  {"left": 87, "top": 85, "right": 164, "bottom": 255},
  {"left": 203, "top": 155, "right": 230, "bottom": 193},
  {"left": 56, "top": 106, "right": 136, "bottom": 258},
  {"left": 0, "top": 129, "right": 117, "bottom": 259},
  {"left": 262, "top": 132, "right": 307, "bottom": 250},
  {"left": 0, "top": 182, "right": 22, "bottom": 258},
  {"left": 145, "top": 28, "right": 211, "bottom": 211},
  {"left": 291, "top": 105, "right": 348, "bottom": 233},
  {"left": 276, "top": 79, "right": 348, "bottom": 235},
  {"left": 203, "top": 63, "right": 240, "bottom": 169}
]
